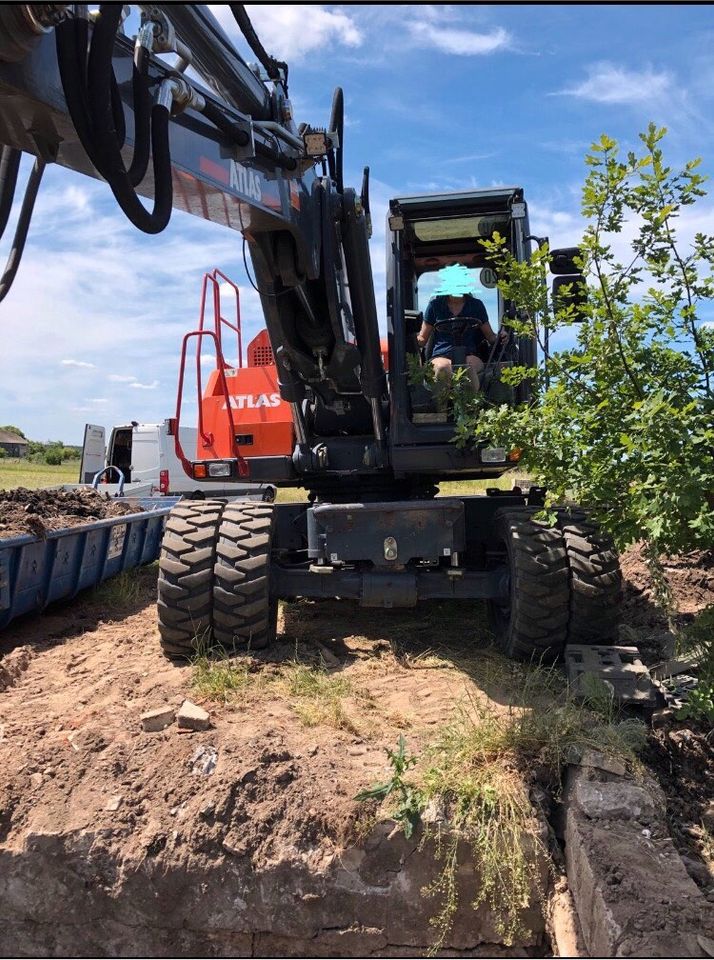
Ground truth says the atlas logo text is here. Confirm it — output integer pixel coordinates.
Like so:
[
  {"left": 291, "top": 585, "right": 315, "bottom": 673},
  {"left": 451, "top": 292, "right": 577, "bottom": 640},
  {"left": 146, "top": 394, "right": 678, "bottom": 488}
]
[
  {"left": 222, "top": 393, "right": 282, "bottom": 410},
  {"left": 230, "top": 162, "right": 262, "bottom": 203}
]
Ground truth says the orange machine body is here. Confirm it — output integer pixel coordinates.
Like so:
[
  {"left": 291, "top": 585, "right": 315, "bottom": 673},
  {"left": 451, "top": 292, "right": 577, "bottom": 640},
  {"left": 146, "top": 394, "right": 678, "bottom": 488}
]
[
  {"left": 177, "top": 272, "right": 390, "bottom": 468},
  {"left": 197, "top": 332, "right": 390, "bottom": 462},
  {"left": 197, "top": 330, "right": 294, "bottom": 461}
]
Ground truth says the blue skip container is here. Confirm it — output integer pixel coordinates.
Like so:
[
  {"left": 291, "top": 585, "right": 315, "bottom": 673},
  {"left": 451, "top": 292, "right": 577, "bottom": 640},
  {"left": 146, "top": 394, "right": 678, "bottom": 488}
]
[{"left": 0, "top": 502, "right": 174, "bottom": 630}]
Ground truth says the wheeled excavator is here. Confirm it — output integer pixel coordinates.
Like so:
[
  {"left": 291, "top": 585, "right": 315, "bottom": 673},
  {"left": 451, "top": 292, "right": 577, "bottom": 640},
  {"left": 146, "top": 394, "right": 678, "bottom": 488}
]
[{"left": 0, "top": 4, "right": 622, "bottom": 660}]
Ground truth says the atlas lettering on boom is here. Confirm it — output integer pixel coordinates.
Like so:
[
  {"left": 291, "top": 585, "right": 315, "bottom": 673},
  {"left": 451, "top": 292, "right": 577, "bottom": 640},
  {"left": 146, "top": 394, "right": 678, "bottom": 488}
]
[{"left": 229, "top": 161, "right": 262, "bottom": 203}]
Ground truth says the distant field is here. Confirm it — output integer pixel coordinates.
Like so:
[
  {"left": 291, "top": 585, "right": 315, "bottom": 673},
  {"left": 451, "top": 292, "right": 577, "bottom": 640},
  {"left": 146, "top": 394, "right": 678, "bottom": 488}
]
[
  {"left": 0, "top": 459, "right": 77, "bottom": 490},
  {"left": 0, "top": 459, "right": 531, "bottom": 498}
]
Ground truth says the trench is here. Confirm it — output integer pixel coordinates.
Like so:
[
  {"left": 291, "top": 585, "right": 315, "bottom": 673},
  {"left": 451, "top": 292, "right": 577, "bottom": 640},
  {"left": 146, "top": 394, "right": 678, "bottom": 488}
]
[{"left": 0, "top": 816, "right": 552, "bottom": 958}]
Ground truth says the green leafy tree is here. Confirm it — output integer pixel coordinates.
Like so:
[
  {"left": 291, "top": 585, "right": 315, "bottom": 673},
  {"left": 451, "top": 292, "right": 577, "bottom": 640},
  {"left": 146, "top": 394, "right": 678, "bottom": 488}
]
[{"left": 458, "top": 124, "right": 713, "bottom": 560}]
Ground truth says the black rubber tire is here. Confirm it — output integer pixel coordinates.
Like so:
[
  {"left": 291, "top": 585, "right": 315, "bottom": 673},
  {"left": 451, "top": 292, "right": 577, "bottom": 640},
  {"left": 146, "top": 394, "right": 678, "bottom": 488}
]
[
  {"left": 556, "top": 507, "right": 622, "bottom": 644},
  {"left": 489, "top": 507, "right": 570, "bottom": 661},
  {"left": 212, "top": 501, "right": 277, "bottom": 651},
  {"left": 157, "top": 500, "right": 226, "bottom": 659}
]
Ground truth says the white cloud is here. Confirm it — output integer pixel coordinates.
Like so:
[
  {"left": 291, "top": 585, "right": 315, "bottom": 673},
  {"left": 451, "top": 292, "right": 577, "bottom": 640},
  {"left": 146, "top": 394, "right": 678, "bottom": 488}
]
[
  {"left": 61, "top": 359, "right": 95, "bottom": 369},
  {"left": 443, "top": 152, "right": 497, "bottom": 165},
  {"left": 555, "top": 62, "right": 673, "bottom": 105},
  {"left": 85, "top": 398, "right": 108, "bottom": 404},
  {"left": 130, "top": 380, "right": 160, "bottom": 390},
  {"left": 408, "top": 22, "right": 511, "bottom": 56},
  {"left": 108, "top": 374, "right": 137, "bottom": 383},
  {"left": 210, "top": 4, "right": 362, "bottom": 61}
]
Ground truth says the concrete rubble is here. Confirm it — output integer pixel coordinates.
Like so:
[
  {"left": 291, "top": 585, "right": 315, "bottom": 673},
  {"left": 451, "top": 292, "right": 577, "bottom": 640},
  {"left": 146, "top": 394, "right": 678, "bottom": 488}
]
[
  {"left": 564, "top": 644, "right": 663, "bottom": 709},
  {"left": 176, "top": 699, "right": 210, "bottom": 731},
  {"left": 563, "top": 755, "right": 714, "bottom": 957},
  {"left": 140, "top": 706, "right": 175, "bottom": 732}
]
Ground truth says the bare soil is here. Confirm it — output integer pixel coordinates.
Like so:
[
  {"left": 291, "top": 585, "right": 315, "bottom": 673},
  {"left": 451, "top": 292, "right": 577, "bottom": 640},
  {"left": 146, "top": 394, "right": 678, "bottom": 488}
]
[
  {"left": 0, "top": 538, "right": 712, "bottom": 954},
  {"left": 0, "top": 486, "right": 135, "bottom": 539},
  {"left": 621, "top": 541, "right": 714, "bottom": 633},
  {"left": 0, "top": 582, "right": 525, "bottom": 870},
  {"left": 0, "top": 575, "right": 548, "bottom": 956}
]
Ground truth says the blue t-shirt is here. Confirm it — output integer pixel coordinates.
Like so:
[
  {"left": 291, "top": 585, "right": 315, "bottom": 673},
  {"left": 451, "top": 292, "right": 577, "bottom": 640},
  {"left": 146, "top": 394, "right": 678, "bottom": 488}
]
[{"left": 423, "top": 295, "right": 489, "bottom": 359}]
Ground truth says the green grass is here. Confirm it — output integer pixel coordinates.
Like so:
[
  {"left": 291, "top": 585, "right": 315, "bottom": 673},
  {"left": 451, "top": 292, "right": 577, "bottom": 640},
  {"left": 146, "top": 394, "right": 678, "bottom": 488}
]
[
  {"left": 274, "top": 486, "right": 309, "bottom": 503},
  {"left": 357, "top": 662, "right": 646, "bottom": 951},
  {"left": 272, "top": 476, "right": 532, "bottom": 503},
  {"left": 93, "top": 569, "right": 145, "bottom": 607},
  {"left": 0, "top": 458, "right": 77, "bottom": 490},
  {"left": 190, "top": 635, "right": 260, "bottom": 704},
  {"left": 417, "top": 677, "right": 646, "bottom": 948},
  {"left": 189, "top": 634, "right": 371, "bottom": 731},
  {"left": 437, "top": 474, "right": 531, "bottom": 497},
  {"left": 281, "top": 660, "right": 360, "bottom": 731}
]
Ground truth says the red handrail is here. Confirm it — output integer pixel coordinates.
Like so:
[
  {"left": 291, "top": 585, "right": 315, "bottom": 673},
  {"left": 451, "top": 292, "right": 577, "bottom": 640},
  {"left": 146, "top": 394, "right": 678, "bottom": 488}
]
[
  {"left": 173, "top": 270, "right": 250, "bottom": 479},
  {"left": 198, "top": 268, "right": 243, "bottom": 368}
]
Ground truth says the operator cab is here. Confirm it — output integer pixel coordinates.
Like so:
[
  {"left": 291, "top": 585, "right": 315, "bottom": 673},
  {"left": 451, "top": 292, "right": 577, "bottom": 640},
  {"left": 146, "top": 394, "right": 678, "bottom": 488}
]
[{"left": 386, "top": 187, "right": 536, "bottom": 476}]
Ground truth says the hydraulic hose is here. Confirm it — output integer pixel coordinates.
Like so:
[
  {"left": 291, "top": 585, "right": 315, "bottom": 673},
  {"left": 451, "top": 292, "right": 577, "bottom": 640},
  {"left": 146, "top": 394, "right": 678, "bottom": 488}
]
[
  {"left": 55, "top": 14, "right": 106, "bottom": 173},
  {"left": 55, "top": 13, "right": 144, "bottom": 183},
  {"left": 56, "top": 6, "right": 169, "bottom": 232},
  {"left": 200, "top": 97, "right": 250, "bottom": 147},
  {"left": 127, "top": 41, "right": 151, "bottom": 187},
  {"left": 229, "top": 4, "right": 288, "bottom": 90},
  {"left": 0, "top": 157, "right": 46, "bottom": 304},
  {"left": 86, "top": 4, "right": 171, "bottom": 233},
  {"left": 328, "top": 87, "right": 344, "bottom": 194},
  {"left": 0, "top": 146, "right": 21, "bottom": 239}
]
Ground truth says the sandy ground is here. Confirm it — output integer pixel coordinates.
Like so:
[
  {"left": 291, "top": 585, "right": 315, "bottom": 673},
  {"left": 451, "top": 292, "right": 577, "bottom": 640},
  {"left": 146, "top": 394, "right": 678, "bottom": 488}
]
[{"left": 0, "top": 574, "right": 522, "bottom": 870}]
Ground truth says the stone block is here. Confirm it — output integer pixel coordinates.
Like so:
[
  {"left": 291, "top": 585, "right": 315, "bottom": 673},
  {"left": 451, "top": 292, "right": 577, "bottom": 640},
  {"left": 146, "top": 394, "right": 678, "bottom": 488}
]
[
  {"left": 140, "top": 706, "right": 175, "bottom": 732},
  {"left": 176, "top": 700, "right": 210, "bottom": 731},
  {"left": 573, "top": 780, "right": 656, "bottom": 821}
]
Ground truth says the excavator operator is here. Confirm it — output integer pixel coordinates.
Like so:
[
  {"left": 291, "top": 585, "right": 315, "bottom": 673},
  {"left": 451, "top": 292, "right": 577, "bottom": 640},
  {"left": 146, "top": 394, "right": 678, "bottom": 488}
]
[{"left": 416, "top": 264, "right": 505, "bottom": 396}]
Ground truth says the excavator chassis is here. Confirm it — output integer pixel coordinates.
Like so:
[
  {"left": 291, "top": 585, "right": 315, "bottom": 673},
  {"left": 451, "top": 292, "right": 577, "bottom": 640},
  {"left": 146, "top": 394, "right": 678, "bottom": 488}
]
[{"left": 157, "top": 492, "right": 622, "bottom": 662}]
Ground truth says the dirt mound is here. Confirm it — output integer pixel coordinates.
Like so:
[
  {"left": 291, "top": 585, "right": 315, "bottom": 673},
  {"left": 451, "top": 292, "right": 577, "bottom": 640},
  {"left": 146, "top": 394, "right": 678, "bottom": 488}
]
[
  {"left": 0, "top": 579, "right": 545, "bottom": 956},
  {"left": 620, "top": 542, "right": 714, "bottom": 631},
  {"left": 643, "top": 721, "right": 714, "bottom": 890},
  {"left": 0, "top": 486, "right": 134, "bottom": 539}
]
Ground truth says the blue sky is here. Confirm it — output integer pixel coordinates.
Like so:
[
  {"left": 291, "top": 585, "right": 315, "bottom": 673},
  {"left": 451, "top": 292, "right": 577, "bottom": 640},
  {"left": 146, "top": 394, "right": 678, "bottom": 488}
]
[{"left": 1, "top": 3, "right": 712, "bottom": 443}]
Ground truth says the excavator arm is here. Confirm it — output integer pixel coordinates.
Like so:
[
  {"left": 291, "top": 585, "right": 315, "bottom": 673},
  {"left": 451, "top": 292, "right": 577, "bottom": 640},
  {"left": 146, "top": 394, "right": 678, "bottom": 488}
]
[{"left": 0, "top": 3, "right": 387, "bottom": 468}]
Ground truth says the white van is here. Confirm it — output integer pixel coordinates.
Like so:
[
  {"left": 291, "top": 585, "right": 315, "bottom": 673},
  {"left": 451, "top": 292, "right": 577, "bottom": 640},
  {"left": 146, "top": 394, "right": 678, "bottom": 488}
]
[{"left": 79, "top": 421, "right": 275, "bottom": 500}]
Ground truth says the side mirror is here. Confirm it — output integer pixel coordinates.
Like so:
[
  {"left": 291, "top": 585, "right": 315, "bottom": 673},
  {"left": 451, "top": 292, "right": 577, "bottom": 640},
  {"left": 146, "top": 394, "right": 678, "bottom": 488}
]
[
  {"left": 552, "top": 275, "right": 587, "bottom": 320},
  {"left": 550, "top": 247, "right": 581, "bottom": 275}
]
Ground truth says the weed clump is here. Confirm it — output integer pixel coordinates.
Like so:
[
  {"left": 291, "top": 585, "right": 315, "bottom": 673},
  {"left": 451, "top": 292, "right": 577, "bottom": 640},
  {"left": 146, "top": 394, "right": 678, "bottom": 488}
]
[
  {"left": 356, "top": 663, "right": 646, "bottom": 950},
  {"left": 190, "top": 634, "right": 258, "bottom": 704},
  {"left": 280, "top": 659, "right": 375, "bottom": 732}
]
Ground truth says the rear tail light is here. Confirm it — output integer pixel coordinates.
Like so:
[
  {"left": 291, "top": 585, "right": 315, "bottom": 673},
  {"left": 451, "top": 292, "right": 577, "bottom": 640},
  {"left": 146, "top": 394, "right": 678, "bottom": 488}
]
[
  {"left": 191, "top": 460, "right": 236, "bottom": 479},
  {"left": 159, "top": 469, "right": 169, "bottom": 494}
]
